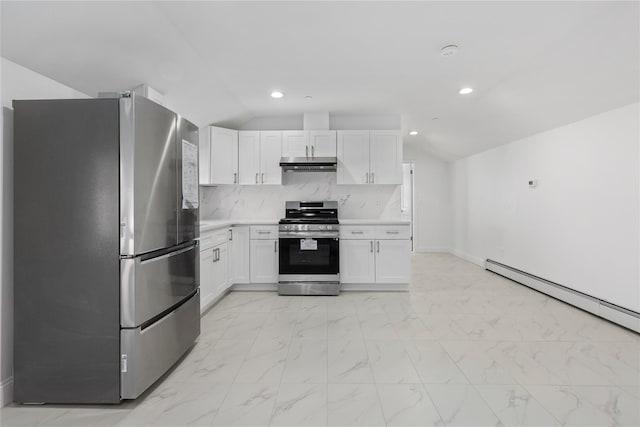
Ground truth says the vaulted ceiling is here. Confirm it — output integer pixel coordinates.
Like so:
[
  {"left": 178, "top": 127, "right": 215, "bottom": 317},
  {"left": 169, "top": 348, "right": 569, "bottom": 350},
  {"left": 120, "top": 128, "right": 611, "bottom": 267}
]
[{"left": 2, "top": 1, "right": 638, "bottom": 159}]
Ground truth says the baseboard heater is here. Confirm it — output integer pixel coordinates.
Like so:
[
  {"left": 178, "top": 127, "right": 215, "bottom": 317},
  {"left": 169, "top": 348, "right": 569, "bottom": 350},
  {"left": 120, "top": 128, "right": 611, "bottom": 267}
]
[{"left": 485, "top": 259, "right": 640, "bottom": 334}]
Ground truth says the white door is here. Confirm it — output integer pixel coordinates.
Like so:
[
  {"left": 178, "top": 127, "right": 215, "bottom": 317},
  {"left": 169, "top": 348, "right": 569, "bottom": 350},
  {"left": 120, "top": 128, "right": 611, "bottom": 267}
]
[
  {"left": 337, "top": 130, "right": 370, "bottom": 185},
  {"left": 309, "top": 130, "right": 336, "bottom": 157},
  {"left": 339, "top": 240, "right": 375, "bottom": 283},
  {"left": 370, "top": 130, "right": 402, "bottom": 184},
  {"left": 250, "top": 239, "right": 278, "bottom": 283},
  {"left": 238, "top": 131, "right": 260, "bottom": 185},
  {"left": 212, "top": 243, "right": 229, "bottom": 295},
  {"left": 375, "top": 240, "right": 411, "bottom": 283},
  {"left": 282, "top": 131, "right": 309, "bottom": 158},
  {"left": 230, "top": 226, "right": 250, "bottom": 284},
  {"left": 199, "top": 248, "right": 214, "bottom": 311},
  {"left": 210, "top": 126, "right": 238, "bottom": 185},
  {"left": 259, "top": 131, "right": 282, "bottom": 185},
  {"left": 198, "top": 129, "right": 211, "bottom": 185}
]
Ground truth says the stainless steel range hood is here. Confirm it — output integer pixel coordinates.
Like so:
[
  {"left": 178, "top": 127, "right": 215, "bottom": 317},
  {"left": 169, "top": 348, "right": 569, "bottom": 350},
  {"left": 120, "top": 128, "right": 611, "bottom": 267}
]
[{"left": 280, "top": 157, "right": 337, "bottom": 172}]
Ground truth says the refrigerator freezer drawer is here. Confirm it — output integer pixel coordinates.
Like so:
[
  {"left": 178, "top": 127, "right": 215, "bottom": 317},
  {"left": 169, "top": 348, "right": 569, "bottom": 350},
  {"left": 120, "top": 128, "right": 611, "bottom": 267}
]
[
  {"left": 120, "top": 290, "right": 200, "bottom": 400},
  {"left": 121, "top": 242, "right": 199, "bottom": 328}
]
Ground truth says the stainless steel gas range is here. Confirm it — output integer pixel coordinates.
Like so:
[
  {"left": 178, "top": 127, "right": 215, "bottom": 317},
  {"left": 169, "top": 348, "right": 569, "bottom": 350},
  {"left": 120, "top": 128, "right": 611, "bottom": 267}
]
[{"left": 278, "top": 201, "right": 340, "bottom": 295}]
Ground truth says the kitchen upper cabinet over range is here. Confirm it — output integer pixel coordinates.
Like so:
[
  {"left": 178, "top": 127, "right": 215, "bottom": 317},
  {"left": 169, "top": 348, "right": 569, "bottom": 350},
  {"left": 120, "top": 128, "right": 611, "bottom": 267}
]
[
  {"left": 238, "top": 131, "right": 282, "bottom": 185},
  {"left": 281, "top": 130, "right": 337, "bottom": 158},
  {"left": 337, "top": 130, "right": 402, "bottom": 185}
]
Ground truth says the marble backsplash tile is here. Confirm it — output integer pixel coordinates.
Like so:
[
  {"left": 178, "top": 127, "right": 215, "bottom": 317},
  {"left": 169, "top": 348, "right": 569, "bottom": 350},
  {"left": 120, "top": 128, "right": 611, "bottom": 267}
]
[{"left": 200, "top": 172, "right": 401, "bottom": 220}]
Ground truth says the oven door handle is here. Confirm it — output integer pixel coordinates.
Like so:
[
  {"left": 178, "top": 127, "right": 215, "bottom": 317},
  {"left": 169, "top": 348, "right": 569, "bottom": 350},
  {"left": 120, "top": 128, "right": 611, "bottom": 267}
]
[{"left": 279, "top": 232, "right": 340, "bottom": 239}]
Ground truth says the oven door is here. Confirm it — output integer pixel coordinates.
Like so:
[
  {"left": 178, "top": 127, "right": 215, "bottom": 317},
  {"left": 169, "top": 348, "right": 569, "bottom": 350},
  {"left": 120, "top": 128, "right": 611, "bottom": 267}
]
[{"left": 278, "top": 234, "right": 339, "bottom": 281}]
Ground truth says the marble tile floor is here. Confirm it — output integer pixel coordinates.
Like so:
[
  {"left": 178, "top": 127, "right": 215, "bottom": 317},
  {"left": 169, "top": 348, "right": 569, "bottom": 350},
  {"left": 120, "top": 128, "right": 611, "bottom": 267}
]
[{"left": 2, "top": 253, "right": 639, "bottom": 426}]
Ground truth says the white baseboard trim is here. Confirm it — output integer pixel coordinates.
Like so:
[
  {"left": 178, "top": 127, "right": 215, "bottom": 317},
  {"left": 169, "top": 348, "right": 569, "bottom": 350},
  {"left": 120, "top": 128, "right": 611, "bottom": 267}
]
[
  {"left": 1, "top": 376, "right": 13, "bottom": 407},
  {"left": 414, "top": 247, "right": 451, "bottom": 253},
  {"left": 231, "top": 283, "right": 278, "bottom": 291},
  {"left": 341, "top": 283, "right": 408, "bottom": 292},
  {"left": 450, "top": 249, "right": 485, "bottom": 267},
  {"left": 486, "top": 259, "right": 640, "bottom": 334}
]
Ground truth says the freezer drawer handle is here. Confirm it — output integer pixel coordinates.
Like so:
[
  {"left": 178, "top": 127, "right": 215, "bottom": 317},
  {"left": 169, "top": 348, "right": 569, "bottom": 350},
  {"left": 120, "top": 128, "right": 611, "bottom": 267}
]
[{"left": 140, "top": 244, "right": 195, "bottom": 265}]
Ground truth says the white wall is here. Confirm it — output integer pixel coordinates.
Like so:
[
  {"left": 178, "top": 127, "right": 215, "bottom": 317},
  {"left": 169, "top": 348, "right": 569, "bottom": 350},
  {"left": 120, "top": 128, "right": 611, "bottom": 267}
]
[
  {"left": 452, "top": 102, "right": 640, "bottom": 312},
  {"left": 0, "top": 57, "right": 89, "bottom": 406},
  {"left": 404, "top": 145, "right": 452, "bottom": 252}
]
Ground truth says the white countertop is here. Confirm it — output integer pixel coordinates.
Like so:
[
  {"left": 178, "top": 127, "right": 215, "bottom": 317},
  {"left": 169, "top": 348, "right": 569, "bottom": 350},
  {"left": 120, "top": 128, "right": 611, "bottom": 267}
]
[
  {"left": 200, "top": 218, "right": 410, "bottom": 232},
  {"left": 200, "top": 219, "right": 278, "bottom": 233},
  {"left": 339, "top": 219, "right": 411, "bottom": 225}
]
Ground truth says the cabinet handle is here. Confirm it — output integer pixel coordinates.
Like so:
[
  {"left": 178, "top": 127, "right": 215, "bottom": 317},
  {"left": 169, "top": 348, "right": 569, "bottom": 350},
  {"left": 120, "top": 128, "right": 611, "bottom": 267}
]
[
  {"left": 233, "top": 172, "right": 237, "bottom": 184},
  {"left": 351, "top": 231, "right": 364, "bottom": 234},
  {"left": 371, "top": 172, "right": 375, "bottom": 184},
  {"left": 386, "top": 231, "right": 399, "bottom": 234},
  {"left": 258, "top": 231, "right": 271, "bottom": 234},
  {"left": 365, "top": 172, "right": 369, "bottom": 184},
  {"left": 229, "top": 229, "right": 233, "bottom": 241},
  {"left": 377, "top": 241, "right": 380, "bottom": 253},
  {"left": 306, "top": 145, "right": 309, "bottom": 158},
  {"left": 261, "top": 173, "right": 264, "bottom": 184},
  {"left": 370, "top": 241, "right": 373, "bottom": 252},
  {"left": 255, "top": 173, "right": 258, "bottom": 184},
  {"left": 274, "top": 241, "right": 278, "bottom": 252},
  {"left": 311, "top": 145, "right": 314, "bottom": 157}
]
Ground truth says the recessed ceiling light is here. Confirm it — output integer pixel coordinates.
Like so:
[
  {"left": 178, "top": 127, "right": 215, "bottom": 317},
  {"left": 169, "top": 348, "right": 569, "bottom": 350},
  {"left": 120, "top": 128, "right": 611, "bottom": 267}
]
[
  {"left": 409, "top": 131, "right": 418, "bottom": 136},
  {"left": 270, "top": 91, "right": 284, "bottom": 98},
  {"left": 459, "top": 87, "right": 473, "bottom": 95},
  {"left": 440, "top": 44, "right": 459, "bottom": 57},
  {"left": 305, "top": 95, "right": 313, "bottom": 99}
]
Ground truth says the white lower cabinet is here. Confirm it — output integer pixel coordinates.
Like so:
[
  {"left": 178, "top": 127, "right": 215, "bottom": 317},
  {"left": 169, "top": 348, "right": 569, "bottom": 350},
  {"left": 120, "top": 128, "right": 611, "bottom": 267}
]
[
  {"left": 340, "top": 240, "right": 375, "bottom": 283},
  {"left": 212, "top": 242, "right": 229, "bottom": 294},
  {"left": 340, "top": 225, "right": 411, "bottom": 286},
  {"left": 199, "top": 246, "right": 215, "bottom": 310},
  {"left": 375, "top": 239, "right": 411, "bottom": 283},
  {"left": 230, "top": 226, "right": 250, "bottom": 284},
  {"left": 250, "top": 239, "right": 278, "bottom": 283}
]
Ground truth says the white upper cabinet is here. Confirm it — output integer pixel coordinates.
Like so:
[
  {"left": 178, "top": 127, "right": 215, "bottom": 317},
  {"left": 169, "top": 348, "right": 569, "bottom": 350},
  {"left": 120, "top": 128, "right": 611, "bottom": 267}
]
[
  {"left": 259, "top": 131, "right": 283, "bottom": 185},
  {"left": 208, "top": 126, "right": 238, "bottom": 185},
  {"left": 281, "top": 130, "right": 336, "bottom": 158},
  {"left": 337, "top": 130, "right": 402, "bottom": 185},
  {"left": 309, "top": 130, "right": 337, "bottom": 157},
  {"left": 239, "top": 131, "right": 281, "bottom": 185},
  {"left": 337, "top": 130, "right": 371, "bottom": 184},
  {"left": 282, "top": 131, "right": 309, "bottom": 158},
  {"left": 370, "top": 130, "right": 402, "bottom": 184},
  {"left": 238, "top": 131, "right": 261, "bottom": 185}
]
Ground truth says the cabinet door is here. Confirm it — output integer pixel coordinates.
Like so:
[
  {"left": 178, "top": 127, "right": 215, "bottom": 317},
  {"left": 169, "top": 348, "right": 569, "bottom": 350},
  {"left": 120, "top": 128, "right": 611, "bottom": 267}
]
[
  {"left": 309, "top": 130, "right": 336, "bottom": 157},
  {"left": 339, "top": 239, "right": 375, "bottom": 283},
  {"left": 212, "top": 243, "right": 229, "bottom": 295},
  {"left": 250, "top": 239, "right": 278, "bottom": 283},
  {"left": 375, "top": 240, "right": 411, "bottom": 283},
  {"left": 198, "top": 129, "right": 211, "bottom": 185},
  {"left": 282, "top": 131, "right": 309, "bottom": 158},
  {"left": 210, "top": 126, "right": 238, "bottom": 185},
  {"left": 199, "top": 248, "right": 214, "bottom": 311},
  {"left": 230, "top": 226, "right": 250, "bottom": 284},
  {"left": 370, "top": 130, "right": 402, "bottom": 185},
  {"left": 259, "top": 131, "right": 282, "bottom": 185},
  {"left": 337, "top": 130, "right": 370, "bottom": 185},
  {"left": 238, "top": 131, "right": 260, "bottom": 185}
]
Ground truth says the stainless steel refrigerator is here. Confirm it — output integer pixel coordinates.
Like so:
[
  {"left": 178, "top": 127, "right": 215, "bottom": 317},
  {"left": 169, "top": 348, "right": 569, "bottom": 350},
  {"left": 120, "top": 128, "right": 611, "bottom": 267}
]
[{"left": 13, "top": 93, "right": 200, "bottom": 404}]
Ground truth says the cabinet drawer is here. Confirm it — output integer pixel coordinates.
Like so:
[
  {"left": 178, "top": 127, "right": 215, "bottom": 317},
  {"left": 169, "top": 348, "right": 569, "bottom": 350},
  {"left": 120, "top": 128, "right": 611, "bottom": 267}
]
[
  {"left": 374, "top": 225, "right": 410, "bottom": 240},
  {"left": 200, "top": 228, "right": 228, "bottom": 249},
  {"left": 250, "top": 225, "right": 279, "bottom": 240},
  {"left": 340, "top": 226, "right": 375, "bottom": 240}
]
